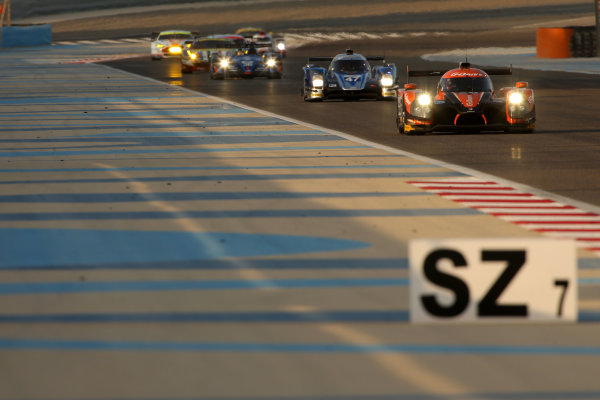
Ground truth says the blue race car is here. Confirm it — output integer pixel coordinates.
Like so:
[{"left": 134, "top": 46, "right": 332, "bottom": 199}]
[
  {"left": 302, "top": 49, "right": 397, "bottom": 101},
  {"left": 209, "top": 43, "right": 283, "bottom": 79}
]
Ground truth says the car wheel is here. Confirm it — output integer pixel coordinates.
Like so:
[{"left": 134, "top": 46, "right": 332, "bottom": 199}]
[
  {"left": 302, "top": 85, "right": 310, "bottom": 101},
  {"left": 396, "top": 116, "right": 405, "bottom": 135}
]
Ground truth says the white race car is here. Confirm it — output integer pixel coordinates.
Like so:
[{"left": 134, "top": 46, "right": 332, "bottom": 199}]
[{"left": 150, "top": 30, "right": 195, "bottom": 60}]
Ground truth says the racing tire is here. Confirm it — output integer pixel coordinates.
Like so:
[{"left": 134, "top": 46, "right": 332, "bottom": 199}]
[
  {"left": 302, "top": 85, "right": 310, "bottom": 102},
  {"left": 396, "top": 99, "right": 406, "bottom": 134},
  {"left": 396, "top": 117, "right": 405, "bottom": 135}
]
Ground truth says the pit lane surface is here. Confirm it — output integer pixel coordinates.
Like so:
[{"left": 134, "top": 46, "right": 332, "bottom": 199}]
[{"left": 106, "top": 31, "right": 600, "bottom": 208}]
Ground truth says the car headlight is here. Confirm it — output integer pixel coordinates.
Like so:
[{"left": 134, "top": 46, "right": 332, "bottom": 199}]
[
  {"left": 156, "top": 44, "right": 164, "bottom": 48},
  {"left": 312, "top": 75, "right": 324, "bottom": 88},
  {"left": 380, "top": 76, "right": 394, "bottom": 87},
  {"left": 266, "top": 58, "right": 276, "bottom": 67},
  {"left": 220, "top": 58, "right": 230, "bottom": 68},
  {"left": 169, "top": 46, "right": 182, "bottom": 54},
  {"left": 189, "top": 52, "right": 197, "bottom": 60},
  {"left": 277, "top": 42, "right": 286, "bottom": 51},
  {"left": 509, "top": 92, "right": 524, "bottom": 104},
  {"left": 417, "top": 94, "right": 432, "bottom": 106}
]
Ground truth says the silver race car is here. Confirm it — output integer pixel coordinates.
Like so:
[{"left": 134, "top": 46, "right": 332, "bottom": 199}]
[{"left": 150, "top": 30, "right": 195, "bottom": 60}]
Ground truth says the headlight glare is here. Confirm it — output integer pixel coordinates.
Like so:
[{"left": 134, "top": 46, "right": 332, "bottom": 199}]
[
  {"left": 266, "top": 58, "right": 276, "bottom": 67},
  {"left": 312, "top": 75, "right": 324, "bottom": 88},
  {"left": 417, "top": 94, "right": 432, "bottom": 106},
  {"left": 509, "top": 92, "right": 524, "bottom": 104},
  {"left": 220, "top": 58, "right": 230, "bottom": 68},
  {"left": 277, "top": 43, "right": 286, "bottom": 51},
  {"left": 380, "top": 76, "right": 394, "bottom": 87},
  {"left": 169, "top": 46, "right": 182, "bottom": 54}
]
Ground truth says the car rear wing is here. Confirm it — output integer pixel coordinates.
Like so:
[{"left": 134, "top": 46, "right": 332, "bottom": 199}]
[
  {"left": 309, "top": 56, "right": 387, "bottom": 62},
  {"left": 407, "top": 65, "right": 513, "bottom": 77}
]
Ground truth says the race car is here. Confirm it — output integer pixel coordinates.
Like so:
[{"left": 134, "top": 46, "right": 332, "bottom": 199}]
[
  {"left": 209, "top": 42, "right": 283, "bottom": 79},
  {"left": 274, "top": 37, "right": 287, "bottom": 57},
  {"left": 252, "top": 31, "right": 276, "bottom": 55},
  {"left": 181, "top": 34, "right": 245, "bottom": 73},
  {"left": 150, "top": 30, "right": 195, "bottom": 60},
  {"left": 396, "top": 62, "right": 536, "bottom": 134},
  {"left": 302, "top": 49, "right": 397, "bottom": 101}
]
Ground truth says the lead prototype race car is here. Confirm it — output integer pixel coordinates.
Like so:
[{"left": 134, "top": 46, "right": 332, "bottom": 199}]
[
  {"left": 396, "top": 62, "right": 536, "bottom": 134},
  {"left": 302, "top": 49, "right": 397, "bottom": 101},
  {"left": 210, "top": 43, "right": 283, "bottom": 79}
]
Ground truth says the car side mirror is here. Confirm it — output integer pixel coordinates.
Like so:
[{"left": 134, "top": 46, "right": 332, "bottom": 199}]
[
  {"left": 516, "top": 81, "right": 528, "bottom": 88},
  {"left": 404, "top": 83, "right": 417, "bottom": 90}
]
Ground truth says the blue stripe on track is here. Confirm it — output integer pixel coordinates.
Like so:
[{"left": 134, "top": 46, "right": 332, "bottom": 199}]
[
  {"left": 0, "top": 145, "right": 368, "bottom": 158},
  {"left": 0, "top": 171, "right": 466, "bottom": 184},
  {"left": 0, "top": 208, "right": 480, "bottom": 222},
  {"left": 0, "top": 228, "right": 369, "bottom": 268},
  {"left": 0, "top": 165, "right": 435, "bottom": 173},
  {"left": 0, "top": 337, "right": 598, "bottom": 355},
  {"left": 0, "top": 191, "right": 429, "bottom": 203},
  {"left": 0, "top": 310, "right": 408, "bottom": 323},
  {"left": 0, "top": 277, "right": 597, "bottom": 295},
  {"left": 63, "top": 130, "right": 326, "bottom": 137},
  {"left": 0, "top": 278, "right": 408, "bottom": 295},
  {"left": 0, "top": 109, "right": 252, "bottom": 117},
  {"left": 0, "top": 257, "right": 597, "bottom": 271},
  {"left": 0, "top": 310, "right": 598, "bottom": 323},
  {"left": 0, "top": 134, "right": 338, "bottom": 149},
  {"left": 0, "top": 118, "right": 293, "bottom": 131}
]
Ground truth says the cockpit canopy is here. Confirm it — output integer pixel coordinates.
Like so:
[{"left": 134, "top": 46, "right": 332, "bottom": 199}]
[
  {"left": 439, "top": 76, "right": 493, "bottom": 93},
  {"left": 331, "top": 59, "right": 369, "bottom": 73}
]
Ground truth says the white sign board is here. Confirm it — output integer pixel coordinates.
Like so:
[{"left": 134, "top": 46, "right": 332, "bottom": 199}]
[{"left": 409, "top": 238, "right": 577, "bottom": 323}]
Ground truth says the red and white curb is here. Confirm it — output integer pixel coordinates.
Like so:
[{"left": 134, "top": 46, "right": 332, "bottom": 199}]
[{"left": 408, "top": 177, "right": 600, "bottom": 256}]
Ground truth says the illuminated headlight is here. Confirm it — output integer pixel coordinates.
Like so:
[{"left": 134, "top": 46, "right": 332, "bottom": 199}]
[
  {"left": 169, "top": 46, "right": 182, "bottom": 54},
  {"left": 189, "top": 52, "right": 197, "bottom": 60},
  {"left": 509, "top": 92, "right": 524, "bottom": 104},
  {"left": 220, "top": 58, "right": 230, "bottom": 68},
  {"left": 277, "top": 42, "right": 286, "bottom": 51},
  {"left": 312, "top": 75, "right": 324, "bottom": 88},
  {"left": 380, "top": 76, "right": 394, "bottom": 87},
  {"left": 156, "top": 44, "right": 164, "bottom": 48},
  {"left": 266, "top": 58, "right": 276, "bottom": 67},
  {"left": 417, "top": 94, "right": 432, "bottom": 106}
]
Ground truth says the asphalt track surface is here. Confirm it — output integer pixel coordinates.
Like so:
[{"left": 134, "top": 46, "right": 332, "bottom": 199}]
[
  {"left": 4, "top": 2, "right": 600, "bottom": 400},
  {"left": 107, "top": 31, "right": 600, "bottom": 208}
]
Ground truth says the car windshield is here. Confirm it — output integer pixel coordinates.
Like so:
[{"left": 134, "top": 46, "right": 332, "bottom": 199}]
[
  {"left": 159, "top": 33, "right": 192, "bottom": 40},
  {"left": 440, "top": 77, "right": 493, "bottom": 92},
  {"left": 332, "top": 59, "right": 369, "bottom": 73}
]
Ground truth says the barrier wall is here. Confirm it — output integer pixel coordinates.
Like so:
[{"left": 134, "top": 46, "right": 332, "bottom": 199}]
[{"left": 0, "top": 24, "right": 51, "bottom": 47}]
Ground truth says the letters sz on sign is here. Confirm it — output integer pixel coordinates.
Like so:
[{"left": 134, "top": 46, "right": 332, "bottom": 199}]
[{"left": 409, "top": 238, "right": 577, "bottom": 323}]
